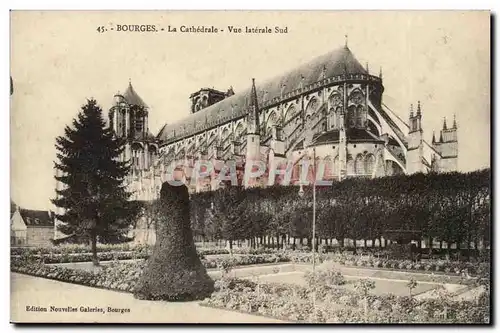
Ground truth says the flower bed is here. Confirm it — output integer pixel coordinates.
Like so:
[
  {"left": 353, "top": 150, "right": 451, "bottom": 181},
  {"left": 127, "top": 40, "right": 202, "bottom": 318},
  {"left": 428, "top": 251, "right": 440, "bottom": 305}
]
[
  {"left": 10, "top": 253, "right": 291, "bottom": 290},
  {"left": 13, "top": 251, "right": 149, "bottom": 264},
  {"left": 11, "top": 244, "right": 277, "bottom": 259},
  {"left": 11, "top": 253, "right": 489, "bottom": 324},
  {"left": 10, "top": 243, "right": 148, "bottom": 256},
  {"left": 200, "top": 277, "right": 489, "bottom": 323},
  {"left": 11, "top": 245, "right": 489, "bottom": 280},
  {"left": 289, "top": 252, "right": 489, "bottom": 278}
]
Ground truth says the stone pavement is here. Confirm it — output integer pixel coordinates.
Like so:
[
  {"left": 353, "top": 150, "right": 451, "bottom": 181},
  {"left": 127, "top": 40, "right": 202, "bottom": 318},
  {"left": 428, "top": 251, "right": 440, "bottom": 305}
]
[{"left": 10, "top": 273, "right": 284, "bottom": 323}]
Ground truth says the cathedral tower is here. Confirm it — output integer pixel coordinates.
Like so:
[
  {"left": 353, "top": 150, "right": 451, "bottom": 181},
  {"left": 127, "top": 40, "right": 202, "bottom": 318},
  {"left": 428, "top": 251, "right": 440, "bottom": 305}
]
[
  {"left": 437, "top": 116, "right": 458, "bottom": 172},
  {"left": 109, "top": 80, "right": 150, "bottom": 140},
  {"left": 109, "top": 81, "right": 152, "bottom": 170},
  {"left": 406, "top": 101, "right": 424, "bottom": 174}
]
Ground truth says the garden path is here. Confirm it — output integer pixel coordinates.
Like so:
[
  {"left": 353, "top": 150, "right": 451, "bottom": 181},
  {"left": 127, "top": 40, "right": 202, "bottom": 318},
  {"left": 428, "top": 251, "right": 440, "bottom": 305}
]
[{"left": 10, "top": 273, "right": 284, "bottom": 323}]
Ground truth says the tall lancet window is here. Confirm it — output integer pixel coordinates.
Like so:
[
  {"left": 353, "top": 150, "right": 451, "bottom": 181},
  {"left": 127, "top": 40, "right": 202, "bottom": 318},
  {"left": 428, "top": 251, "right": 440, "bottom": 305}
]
[
  {"left": 134, "top": 110, "right": 144, "bottom": 134},
  {"left": 333, "top": 155, "right": 339, "bottom": 176},
  {"left": 356, "top": 106, "right": 364, "bottom": 127},
  {"left": 348, "top": 90, "right": 364, "bottom": 129},
  {"left": 347, "top": 106, "right": 356, "bottom": 128},
  {"left": 347, "top": 155, "right": 355, "bottom": 175},
  {"left": 354, "top": 154, "right": 365, "bottom": 175},
  {"left": 365, "top": 154, "right": 376, "bottom": 176},
  {"left": 323, "top": 156, "right": 334, "bottom": 180},
  {"left": 121, "top": 109, "right": 127, "bottom": 137}
]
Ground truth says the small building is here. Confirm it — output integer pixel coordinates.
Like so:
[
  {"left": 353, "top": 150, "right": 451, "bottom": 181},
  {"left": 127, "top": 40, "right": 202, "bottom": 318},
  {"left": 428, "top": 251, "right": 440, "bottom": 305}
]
[{"left": 10, "top": 206, "right": 54, "bottom": 247}]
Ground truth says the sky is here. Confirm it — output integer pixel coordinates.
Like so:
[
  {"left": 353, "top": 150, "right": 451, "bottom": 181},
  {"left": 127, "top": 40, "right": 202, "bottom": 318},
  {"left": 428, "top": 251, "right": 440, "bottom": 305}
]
[{"left": 10, "top": 11, "right": 490, "bottom": 210}]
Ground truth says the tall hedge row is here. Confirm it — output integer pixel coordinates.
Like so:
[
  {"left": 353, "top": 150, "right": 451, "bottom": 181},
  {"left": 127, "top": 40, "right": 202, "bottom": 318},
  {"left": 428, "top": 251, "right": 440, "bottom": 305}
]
[{"left": 146, "top": 169, "right": 490, "bottom": 251}]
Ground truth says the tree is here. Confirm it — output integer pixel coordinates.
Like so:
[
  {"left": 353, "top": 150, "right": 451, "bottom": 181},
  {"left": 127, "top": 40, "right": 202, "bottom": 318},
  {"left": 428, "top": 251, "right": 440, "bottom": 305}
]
[
  {"left": 213, "top": 186, "right": 246, "bottom": 253},
  {"left": 52, "top": 99, "right": 139, "bottom": 265}
]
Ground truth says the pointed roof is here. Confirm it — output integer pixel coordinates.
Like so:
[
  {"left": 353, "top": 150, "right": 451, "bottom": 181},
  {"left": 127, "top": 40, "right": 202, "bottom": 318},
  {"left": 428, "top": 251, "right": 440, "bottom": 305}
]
[
  {"left": 432, "top": 131, "right": 436, "bottom": 144},
  {"left": 157, "top": 46, "right": 368, "bottom": 143},
  {"left": 452, "top": 114, "right": 457, "bottom": 129},
  {"left": 10, "top": 200, "right": 16, "bottom": 219},
  {"left": 123, "top": 81, "right": 148, "bottom": 108},
  {"left": 249, "top": 78, "right": 260, "bottom": 126},
  {"left": 439, "top": 131, "right": 444, "bottom": 143},
  {"left": 443, "top": 117, "right": 448, "bottom": 130}
]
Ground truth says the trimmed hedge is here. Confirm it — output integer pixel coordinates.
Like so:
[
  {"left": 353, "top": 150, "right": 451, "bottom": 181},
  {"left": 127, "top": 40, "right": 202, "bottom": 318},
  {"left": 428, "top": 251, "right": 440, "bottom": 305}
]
[{"left": 133, "top": 183, "right": 214, "bottom": 301}]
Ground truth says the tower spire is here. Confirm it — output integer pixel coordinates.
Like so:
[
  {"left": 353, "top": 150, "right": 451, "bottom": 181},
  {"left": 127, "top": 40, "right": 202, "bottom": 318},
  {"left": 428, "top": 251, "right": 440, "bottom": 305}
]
[
  {"left": 439, "top": 131, "right": 443, "bottom": 143},
  {"left": 452, "top": 114, "right": 457, "bottom": 129},
  {"left": 432, "top": 131, "right": 436, "bottom": 144},
  {"left": 416, "top": 100, "right": 421, "bottom": 116},
  {"left": 248, "top": 78, "right": 260, "bottom": 133},
  {"left": 344, "top": 34, "right": 348, "bottom": 48},
  {"left": 443, "top": 117, "right": 448, "bottom": 130},
  {"left": 409, "top": 103, "right": 414, "bottom": 118},
  {"left": 379, "top": 66, "right": 383, "bottom": 80}
]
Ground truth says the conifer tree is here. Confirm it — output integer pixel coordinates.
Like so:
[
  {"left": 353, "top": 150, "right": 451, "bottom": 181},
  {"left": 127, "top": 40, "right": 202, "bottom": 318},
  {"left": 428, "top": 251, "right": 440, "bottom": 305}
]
[{"left": 52, "top": 99, "right": 138, "bottom": 265}]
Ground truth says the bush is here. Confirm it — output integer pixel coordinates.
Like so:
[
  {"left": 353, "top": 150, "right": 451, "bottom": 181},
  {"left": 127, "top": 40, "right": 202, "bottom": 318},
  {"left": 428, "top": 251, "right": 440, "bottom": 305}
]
[
  {"left": 304, "top": 263, "right": 346, "bottom": 288},
  {"left": 133, "top": 183, "right": 214, "bottom": 301}
]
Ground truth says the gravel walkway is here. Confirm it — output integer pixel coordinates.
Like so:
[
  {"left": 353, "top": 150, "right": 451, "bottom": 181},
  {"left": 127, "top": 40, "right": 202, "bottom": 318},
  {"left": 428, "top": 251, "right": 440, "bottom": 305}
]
[{"left": 10, "top": 273, "right": 284, "bottom": 323}]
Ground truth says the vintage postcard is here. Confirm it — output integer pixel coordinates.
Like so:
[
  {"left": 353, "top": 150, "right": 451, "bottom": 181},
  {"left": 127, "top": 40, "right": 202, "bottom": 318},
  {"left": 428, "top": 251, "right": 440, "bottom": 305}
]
[{"left": 10, "top": 10, "right": 491, "bottom": 324}]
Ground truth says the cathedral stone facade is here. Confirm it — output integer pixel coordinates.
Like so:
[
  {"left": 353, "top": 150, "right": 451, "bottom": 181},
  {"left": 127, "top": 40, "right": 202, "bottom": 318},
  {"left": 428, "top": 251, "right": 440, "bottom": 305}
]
[
  {"left": 111, "top": 45, "right": 458, "bottom": 203},
  {"left": 54, "top": 45, "right": 459, "bottom": 242}
]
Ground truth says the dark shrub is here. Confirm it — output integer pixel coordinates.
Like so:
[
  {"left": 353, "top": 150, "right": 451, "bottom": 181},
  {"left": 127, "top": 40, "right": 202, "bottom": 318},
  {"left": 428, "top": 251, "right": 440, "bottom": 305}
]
[{"left": 133, "top": 182, "right": 214, "bottom": 301}]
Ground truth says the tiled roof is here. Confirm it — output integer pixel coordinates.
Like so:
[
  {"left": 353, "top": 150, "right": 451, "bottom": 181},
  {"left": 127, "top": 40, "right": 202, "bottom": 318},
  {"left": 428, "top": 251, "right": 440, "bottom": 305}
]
[
  {"left": 347, "top": 128, "right": 384, "bottom": 142},
  {"left": 132, "top": 130, "right": 156, "bottom": 142},
  {"left": 157, "top": 46, "right": 367, "bottom": 144},
  {"left": 19, "top": 209, "right": 54, "bottom": 227},
  {"left": 313, "top": 130, "right": 340, "bottom": 144}
]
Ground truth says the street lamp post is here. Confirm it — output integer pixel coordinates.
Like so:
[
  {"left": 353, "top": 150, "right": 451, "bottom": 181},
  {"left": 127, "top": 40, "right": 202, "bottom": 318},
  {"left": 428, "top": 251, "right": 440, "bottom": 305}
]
[
  {"left": 312, "top": 147, "right": 317, "bottom": 274},
  {"left": 298, "top": 147, "right": 317, "bottom": 274}
]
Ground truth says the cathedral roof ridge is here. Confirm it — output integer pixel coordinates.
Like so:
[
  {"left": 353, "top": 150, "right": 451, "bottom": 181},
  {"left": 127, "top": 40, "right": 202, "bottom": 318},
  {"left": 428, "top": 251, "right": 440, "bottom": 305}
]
[{"left": 157, "top": 45, "right": 369, "bottom": 144}]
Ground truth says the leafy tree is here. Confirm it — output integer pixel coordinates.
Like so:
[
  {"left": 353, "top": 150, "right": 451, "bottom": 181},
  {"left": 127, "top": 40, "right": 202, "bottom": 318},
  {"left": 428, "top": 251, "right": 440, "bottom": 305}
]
[
  {"left": 212, "top": 186, "right": 246, "bottom": 253},
  {"left": 52, "top": 99, "right": 139, "bottom": 265}
]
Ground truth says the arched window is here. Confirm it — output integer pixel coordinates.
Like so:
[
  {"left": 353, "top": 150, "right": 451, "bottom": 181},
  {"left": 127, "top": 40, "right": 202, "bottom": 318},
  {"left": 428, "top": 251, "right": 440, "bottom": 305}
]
[
  {"left": 335, "top": 107, "right": 342, "bottom": 129},
  {"left": 347, "top": 155, "right": 354, "bottom": 175},
  {"left": 131, "top": 143, "right": 143, "bottom": 168},
  {"left": 365, "top": 154, "right": 376, "bottom": 176},
  {"left": 356, "top": 105, "right": 364, "bottom": 127},
  {"left": 221, "top": 128, "right": 230, "bottom": 144},
  {"left": 323, "top": 156, "right": 334, "bottom": 180},
  {"left": 305, "top": 98, "right": 319, "bottom": 117},
  {"left": 347, "top": 106, "right": 356, "bottom": 128},
  {"left": 355, "top": 154, "right": 365, "bottom": 175},
  {"left": 284, "top": 105, "right": 298, "bottom": 124},
  {"left": 234, "top": 123, "right": 244, "bottom": 142},
  {"left": 333, "top": 155, "right": 339, "bottom": 176},
  {"left": 267, "top": 111, "right": 278, "bottom": 131}
]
